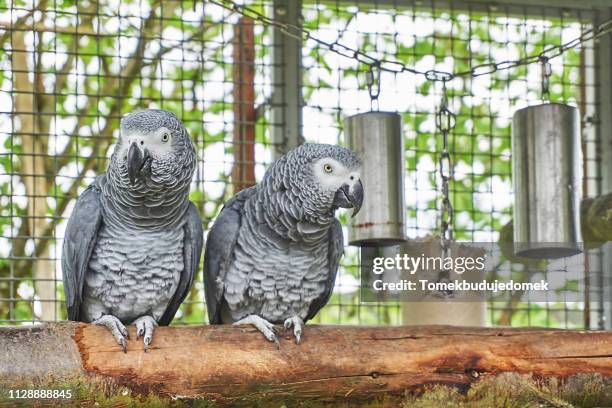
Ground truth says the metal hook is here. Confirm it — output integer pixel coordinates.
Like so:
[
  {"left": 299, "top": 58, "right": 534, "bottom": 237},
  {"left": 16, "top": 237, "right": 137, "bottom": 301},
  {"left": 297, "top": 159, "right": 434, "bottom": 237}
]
[
  {"left": 440, "top": 79, "right": 449, "bottom": 110},
  {"left": 540, "top": 56, "right": 552, "bottom": 101}
]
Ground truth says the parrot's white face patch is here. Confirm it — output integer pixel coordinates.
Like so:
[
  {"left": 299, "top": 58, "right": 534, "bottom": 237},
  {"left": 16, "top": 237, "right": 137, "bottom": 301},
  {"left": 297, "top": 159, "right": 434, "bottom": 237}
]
[
  {"left": 118, "top": 127, "right": 174, "bottom": 158},
  {"left": 311, "top": 158, "right": 361, "bottom": 191}
]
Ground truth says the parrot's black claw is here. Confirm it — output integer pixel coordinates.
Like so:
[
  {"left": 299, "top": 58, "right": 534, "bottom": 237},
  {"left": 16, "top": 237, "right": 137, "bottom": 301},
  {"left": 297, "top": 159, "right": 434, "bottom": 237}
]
[
  {"left": 132, "top": 315, "right": 157, "bottom": 352},
  {"left": 234, "top": 315, "right": 281, "bottom": 348},
  {"left": 93, "top": 314, "right": 129, "bottom": 353},
  {"left": 283, "top": 316, "right": 304, "bottom": 345}
]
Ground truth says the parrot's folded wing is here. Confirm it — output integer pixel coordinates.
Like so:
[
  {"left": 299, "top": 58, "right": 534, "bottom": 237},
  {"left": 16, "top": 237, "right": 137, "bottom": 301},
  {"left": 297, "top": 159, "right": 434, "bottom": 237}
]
[
  {"left": 204, "top": 186, "right": 257, "bottom": 324},
  {"left": 62, "top": 180, "right": 104, "bottom": 321},
  {"left": 306, "top": 218, "right": 343, "bottom": 322},
  {"left": 158, "top": 201, "right": 203, "bottom": 326}
]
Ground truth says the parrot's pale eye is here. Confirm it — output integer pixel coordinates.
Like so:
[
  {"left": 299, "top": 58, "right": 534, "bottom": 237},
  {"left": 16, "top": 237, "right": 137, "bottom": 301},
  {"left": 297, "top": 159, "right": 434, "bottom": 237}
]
[
  {"left": 161, "top": 132, "right": 170, "bottom": 143},
  {"left": 323, "top": 164, "right": 333, "bottom": 173}
]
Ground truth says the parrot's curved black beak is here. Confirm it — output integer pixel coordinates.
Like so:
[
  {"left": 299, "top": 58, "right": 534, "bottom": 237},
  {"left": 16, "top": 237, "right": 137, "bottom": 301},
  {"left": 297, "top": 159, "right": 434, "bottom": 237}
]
[
  {"left": 127, "top": 143, "right": 151, "bottom": 185},
  {"left": 333, "top": 179, "right": 364, "bottom": 217}
]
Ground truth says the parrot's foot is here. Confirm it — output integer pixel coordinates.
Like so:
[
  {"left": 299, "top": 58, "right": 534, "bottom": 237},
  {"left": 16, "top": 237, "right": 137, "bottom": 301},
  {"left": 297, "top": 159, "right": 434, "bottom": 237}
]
[
  {"left": 132, "top": 315, "right": 158, "bottom": 352},
  {"left": 93, "top": 314, "right": 129, "bottom": 353},
  {"left": 234, "top": 315, "right": 279, "bottom": 348},
  {"left": 283, "top": 316, "right": 304, "bottom": 344}
]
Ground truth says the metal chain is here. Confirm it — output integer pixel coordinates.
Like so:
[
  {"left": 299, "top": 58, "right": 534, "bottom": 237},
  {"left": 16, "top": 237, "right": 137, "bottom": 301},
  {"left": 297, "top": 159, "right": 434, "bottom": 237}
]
[
  {"left": 436, "top": 81, "right": 455, "bottom": 251},
  {"left": 208, "top": 0, "right": 612, "bottom": 83},
  {"left": 366, "top": 62, "right": 381, "bottom": 110},
  {"left": 435, "top": 81, "right": 455, "bottom": 297}
]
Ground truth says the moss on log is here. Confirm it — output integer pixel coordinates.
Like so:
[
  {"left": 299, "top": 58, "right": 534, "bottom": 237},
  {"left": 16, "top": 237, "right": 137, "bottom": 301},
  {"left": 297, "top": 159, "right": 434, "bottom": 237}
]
[{"left": 0, "top": 323, "right": 611, "bottom": 405}]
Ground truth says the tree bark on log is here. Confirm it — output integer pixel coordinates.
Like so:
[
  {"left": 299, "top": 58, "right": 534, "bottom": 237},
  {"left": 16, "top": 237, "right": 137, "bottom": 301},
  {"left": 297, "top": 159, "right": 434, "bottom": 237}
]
[{"left": 1, "top": 323, "right": 611, "bottom": 403}]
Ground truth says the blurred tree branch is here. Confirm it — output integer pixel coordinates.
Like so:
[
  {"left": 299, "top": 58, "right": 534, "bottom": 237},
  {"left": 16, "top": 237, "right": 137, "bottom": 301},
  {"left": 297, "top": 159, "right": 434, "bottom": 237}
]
[{"left": 581, "top": 193, "right": 612, "bottom": 245}]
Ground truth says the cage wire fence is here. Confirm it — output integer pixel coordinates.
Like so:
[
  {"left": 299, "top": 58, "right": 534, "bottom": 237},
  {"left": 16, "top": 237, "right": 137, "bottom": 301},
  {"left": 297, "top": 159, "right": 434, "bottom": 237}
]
[
  {"left": 0, "top": 0, "right": 606, "bottom": 328},
  {"left": 297, "top": 1, "right": 605, "bottom": 328}
]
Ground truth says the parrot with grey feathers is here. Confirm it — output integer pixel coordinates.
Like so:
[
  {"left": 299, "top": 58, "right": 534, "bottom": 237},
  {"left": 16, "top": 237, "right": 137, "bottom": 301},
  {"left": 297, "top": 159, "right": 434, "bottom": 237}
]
[
  {"left": 204, "top": 143, "right": 363, "bottom": 345},
  {"left": 62, "top": 109, "right": 203, "bottom": 351}
]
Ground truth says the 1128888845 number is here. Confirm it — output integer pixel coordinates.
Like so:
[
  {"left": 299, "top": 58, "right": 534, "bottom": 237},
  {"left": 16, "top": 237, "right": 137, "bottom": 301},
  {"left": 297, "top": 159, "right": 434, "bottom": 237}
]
[{"left": 6, "top": 389, "right": 73, "bottom": 400}]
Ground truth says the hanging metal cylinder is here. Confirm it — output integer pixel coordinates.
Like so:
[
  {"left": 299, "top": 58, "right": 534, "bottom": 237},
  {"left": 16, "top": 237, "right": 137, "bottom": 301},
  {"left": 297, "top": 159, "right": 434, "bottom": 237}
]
[
  {"left": 346, "top": 111, "right": 407, "bottom": 246},
  {"left": 512, "top": 103, "right": 582, "bottom": 258}
]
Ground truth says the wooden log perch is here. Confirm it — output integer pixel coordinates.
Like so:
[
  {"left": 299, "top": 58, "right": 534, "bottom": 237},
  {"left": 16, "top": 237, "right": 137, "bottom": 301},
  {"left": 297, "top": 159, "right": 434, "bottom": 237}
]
[{"left": 1, "top": 323, "right": 611, "bottom": 403}]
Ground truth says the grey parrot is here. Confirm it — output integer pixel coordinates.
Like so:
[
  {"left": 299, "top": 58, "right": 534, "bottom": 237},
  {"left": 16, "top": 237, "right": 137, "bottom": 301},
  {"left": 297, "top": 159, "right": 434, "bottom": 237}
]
[
  {"left": 62, "top": 109, "right": 203, "bottom": 351},
  {"left": 204, "top": 143, "right": 363, "bottom": 345}
]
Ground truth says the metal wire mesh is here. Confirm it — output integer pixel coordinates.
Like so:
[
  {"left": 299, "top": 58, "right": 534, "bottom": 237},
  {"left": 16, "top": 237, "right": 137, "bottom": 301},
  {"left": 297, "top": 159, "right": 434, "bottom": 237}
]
[
  {"left": 299, "top": 1, "right": 604, "bottom": 328},
  {"left": 0, "top": 0, "right": 606, "bottom": 329},
  {"left": 0, "top": 0, "right": 281, "bottom": 324}
]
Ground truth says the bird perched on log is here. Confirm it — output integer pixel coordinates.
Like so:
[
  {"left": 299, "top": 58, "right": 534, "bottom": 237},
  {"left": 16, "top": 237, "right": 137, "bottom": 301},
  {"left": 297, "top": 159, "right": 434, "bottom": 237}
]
[
  {"left": 62, "top": 109, "right": 203, "bottom": 352},
  {"left": 204, "top": 143, "right": 363, "bottom": 345}
]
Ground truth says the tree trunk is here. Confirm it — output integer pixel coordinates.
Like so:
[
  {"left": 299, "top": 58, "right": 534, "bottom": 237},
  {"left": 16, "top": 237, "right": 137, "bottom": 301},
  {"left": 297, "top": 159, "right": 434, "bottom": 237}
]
[
  {"left": 232, "top": 17, "right": 256, "bottom": 194},
  {"left": 11, "top": 30, "right": 56, "bottom": 321},
  {"left": 1, "top": 323, "right": 611, "bottom": 403}
]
